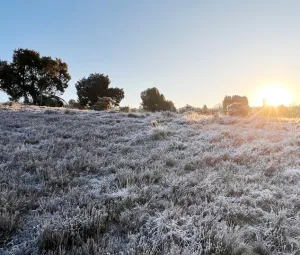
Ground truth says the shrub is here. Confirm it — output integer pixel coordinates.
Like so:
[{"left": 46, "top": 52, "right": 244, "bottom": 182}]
[
  {"left": 64, "top": 109, "right": 77, "bottom": 115},
  {"left": 44, "top": 109, "right": 58, "bottom": 114},
  {"left": 128, "top": 113, "right": 145, "bottom": 118},
  {"left": 91, "top": 97, "right": 113, "bottom": 111},
  {"left": 165, "top": 158, "right": 176, "bottom": 167},
  {"left": 223, "top": 95, "right": 249, "bottom": 114},
  {"left": 119, "top": 106, "right": 130, "bottom": 113},
  {"left": 68, "top": 99, "right": 81, "bottom": 109},
  {"left": 78, "top": 105, "right": 89, "bottom": 110},
  {"left": 227, "top": 102, "right": 248, "bottom": 117},
  {"left": 151, "top": 129, "right": 166, "bottom": 141},
  {"left": 178, "top": 105, "right": 201, "bottom": 114},
  {"left": 39, "top": 95, "right": 65, "bottom": 107}
]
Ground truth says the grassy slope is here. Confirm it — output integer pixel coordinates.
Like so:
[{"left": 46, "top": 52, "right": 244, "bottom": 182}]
[{"left": 1, "top": 107, "right": 300, "bottom": 254}]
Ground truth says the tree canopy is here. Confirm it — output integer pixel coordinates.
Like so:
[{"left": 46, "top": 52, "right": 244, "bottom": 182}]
[
  {"left": 75, "top": 73, "right": 124, "bottom": 107},
  {"left": 141, "top": 87, "right": 176, "bottom": 112},
  {"left": 0, "top": 48, "right": 71, "bottom": 106}
]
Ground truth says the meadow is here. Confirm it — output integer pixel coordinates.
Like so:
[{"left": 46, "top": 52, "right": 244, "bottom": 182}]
[{"left": 1, "top": 105, "right": 300, "bottom": 254}]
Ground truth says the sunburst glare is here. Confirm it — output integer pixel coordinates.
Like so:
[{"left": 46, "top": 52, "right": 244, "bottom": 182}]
[{"left": 255, "top": 85, "right": 291, "bottom": 106}]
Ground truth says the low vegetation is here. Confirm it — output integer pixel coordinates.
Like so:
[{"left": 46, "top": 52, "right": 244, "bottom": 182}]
[{"left": 1, "top": 105, "right": 300, "bottom": 254}]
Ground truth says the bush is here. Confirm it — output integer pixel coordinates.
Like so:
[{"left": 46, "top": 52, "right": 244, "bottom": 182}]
[
  {"left": 178, "top": 105, "right": 200, "bottom": 114},
  {"left": 223, "top": 95, "right": 249, "bottom": 114},
  {"left": 151, "top": 129, "right": 167, "bottom": 141},
  {"left": 78, "top": 105, "right": 89, "bottom": 110},
  {"left": 68, "top": 99, "right": 81, "bottom": 109},
  {"left": 128, "top": 113, "right": 145, "bottom": 118},
  {"left": 227, "top": 102, "right": 248, "bottom": 117},
  {"left": 39, "top": 95, "right": 65, "bottom": 107},
  {"left": 119, "top": 106, "right": 130, "bottom": 113},
  {"left": 64, "top": 109, "right": 77, "bottom": 115},
  {"left": 91, "top": 97, "right": 113, "bottom": 111}
]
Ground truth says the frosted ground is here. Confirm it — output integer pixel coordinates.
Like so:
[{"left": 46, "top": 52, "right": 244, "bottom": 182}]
[{"left": 1, "top": 105, "right": 300, "bottom": 255}]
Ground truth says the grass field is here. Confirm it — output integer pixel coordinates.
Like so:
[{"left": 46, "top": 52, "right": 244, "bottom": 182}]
[{"left": 1, "top": 105, "right": 300, "bottom": 254}]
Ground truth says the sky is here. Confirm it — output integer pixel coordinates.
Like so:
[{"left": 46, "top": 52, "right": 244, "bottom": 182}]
[{"left": 1, "top": 0, "right": 300, "bottom": 108}]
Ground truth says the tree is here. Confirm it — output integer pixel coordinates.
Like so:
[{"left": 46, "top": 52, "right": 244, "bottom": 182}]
[
  {"left": 75, "top": 73, "right": 124, "bottom": 107},
  {"left": 141, "top": 87, "right": 176, "bottom": 112},
  {"left": 0, "top": 48, "right": 71, "bottom": 105},
  {"left": 223, "top": 95, "right": 249, "bottom": 114}
]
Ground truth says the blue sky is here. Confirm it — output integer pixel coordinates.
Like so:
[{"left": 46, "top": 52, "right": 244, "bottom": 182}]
[{"left": 1, "top": 0, "right": 300, "bottom": 107}]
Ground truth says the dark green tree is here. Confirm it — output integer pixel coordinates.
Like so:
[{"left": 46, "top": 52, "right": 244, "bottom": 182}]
[
  {"left": 0, "top": 48, "right": 71, "bottom": 105},
  {"left": 75, "top": 73, "right": 124, "bottom": 107},
  {"left": 141, "top": 87, "right": 176, "bottom": 112}
]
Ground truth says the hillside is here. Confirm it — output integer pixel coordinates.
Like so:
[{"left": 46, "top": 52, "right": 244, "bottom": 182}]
[{"left": 1, "top": 106, "right": 300, "bottom": 254}]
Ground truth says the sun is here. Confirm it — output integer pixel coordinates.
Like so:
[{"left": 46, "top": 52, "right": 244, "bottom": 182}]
[{"left": 256, "top": 85, "right": 291, "bottom": 106}]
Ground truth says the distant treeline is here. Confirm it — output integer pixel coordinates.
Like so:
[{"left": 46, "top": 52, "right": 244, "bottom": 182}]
[
  {"left": 251, "top": 105, "right": 300, "bottom": 118},
  {"left": 1, "top": 48, "right": 299, "bottom": 117}
]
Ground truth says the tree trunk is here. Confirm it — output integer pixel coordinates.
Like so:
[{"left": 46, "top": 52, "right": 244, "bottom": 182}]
[{"left": 28, "top": 90, "right": 38, "bottom": 105}]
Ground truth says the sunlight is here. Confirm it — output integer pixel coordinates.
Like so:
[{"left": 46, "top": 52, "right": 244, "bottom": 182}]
[{"left": 256, "top": 85, "right": 291, "bottom": 106}]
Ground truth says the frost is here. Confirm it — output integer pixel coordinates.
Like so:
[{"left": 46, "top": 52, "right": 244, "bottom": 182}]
[
  {"left": 1, "top": 106, "right": 300, "bottom": 254},
  {"left": 108, "top": 188, "right": 129, "bottom": 198},
  {"left": 284, "top": 168, "right": 300, "bottom": 176}
]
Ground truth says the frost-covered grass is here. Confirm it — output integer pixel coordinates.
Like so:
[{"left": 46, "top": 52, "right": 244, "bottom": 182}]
[{"left": 1, "top": 106, "right": 300, "bottom": 254}]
